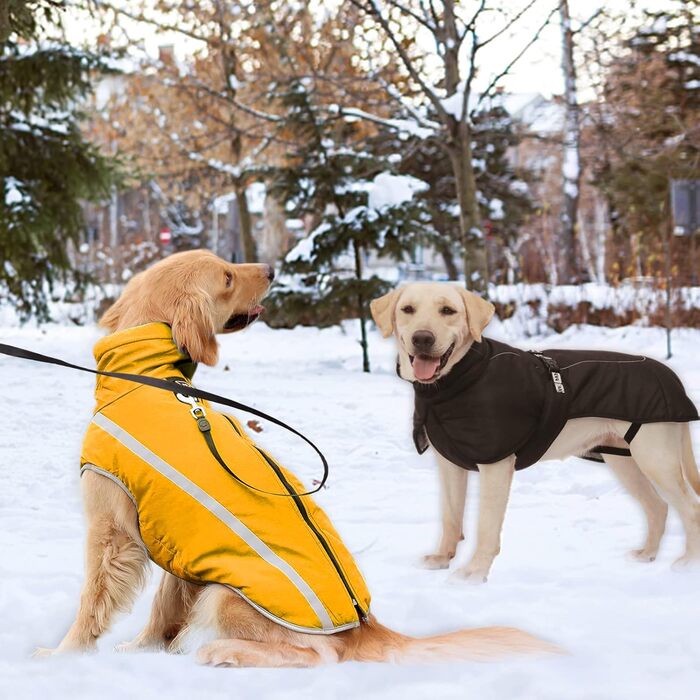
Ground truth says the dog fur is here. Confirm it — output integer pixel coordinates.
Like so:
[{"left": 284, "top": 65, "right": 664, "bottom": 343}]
[
  {"left": 370, "top": 282, "right": 700, "bottom": 583},
  {"left": 37, "top": 252, "right": 558, "bottom": 666}
]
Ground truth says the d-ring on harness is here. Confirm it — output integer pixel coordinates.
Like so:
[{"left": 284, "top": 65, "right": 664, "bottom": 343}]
[{"left": 0, "top": 342, "right": 329, "bottom": 496}]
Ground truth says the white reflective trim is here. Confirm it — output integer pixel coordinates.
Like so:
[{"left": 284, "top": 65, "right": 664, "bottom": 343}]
[
  {"left": 222, "top": 585, "right": 360, "bottom": 636},
  {"left": 91, "top": 412, "right": 335, "bottom": 631},
  {"left": 80, "top": 464, "right": 138, "bottom": 508}
]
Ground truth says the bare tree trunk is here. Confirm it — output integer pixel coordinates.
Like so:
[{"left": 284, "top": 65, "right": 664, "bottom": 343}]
[
  {"left": 578, "top": 214, "right": 597, "bottom": 282},
  {"left": 559, "top": 0, "right": 580, "bottom": 283},
  {"left": 352, "top": 238, "right": 370, "bottom": 373},
  {"left": 260, "top": 190, "right": 289, "bottom": 264},
  {"left": 437, "top": 239, "right": 459, "bottom": 280},
  {"left": 443, "top": 0, "right": 487, "bottom": 292},
  {"left": 594, "top": 197, "right": 608, "bottom": 283},
  {"left": 235, "top": 186, "right": 257, "bottom": 263},
  {"left": 0, "top": 3, "right": 9, "bottom": 42},
  {"left": 449, "top": 132, "right": 487, "bottom": 292}
]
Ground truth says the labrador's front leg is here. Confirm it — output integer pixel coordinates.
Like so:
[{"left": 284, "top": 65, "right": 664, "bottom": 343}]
[
  {"left": 422, "top": 453, "right": 468, "bottom": 569},
  {"left": 451, "top": 455, "right": 515, "bottom": 584}
]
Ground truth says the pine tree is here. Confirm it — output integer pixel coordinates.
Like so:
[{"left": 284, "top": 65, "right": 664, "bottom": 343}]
[
  {"left": 371, "top": 101, "right": 533, "bottom": 284},
  {"left": 0, "top": 0, "right": 119, "bottom": 320},
  {"left": 264, "top": 79, "right": 432, "bottom": 372}
]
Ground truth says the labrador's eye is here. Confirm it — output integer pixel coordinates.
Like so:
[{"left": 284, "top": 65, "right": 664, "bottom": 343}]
[
  {"left": 401, "top": 305, "right": 415, "bottom": 314},
  {"left": 440, "top": 306, "right": 457, "bottom": 316},
  {"left": 225, "top": 272, "right": 233, "bottom": 288}
]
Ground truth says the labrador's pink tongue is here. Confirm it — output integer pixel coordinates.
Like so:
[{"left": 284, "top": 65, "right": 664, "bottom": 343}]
[
  {"left": 249, "top": 305, "right": 265, "bottom": 316},
  {"left": 413, "top": 356, "right": 440, "bottom": 380}
]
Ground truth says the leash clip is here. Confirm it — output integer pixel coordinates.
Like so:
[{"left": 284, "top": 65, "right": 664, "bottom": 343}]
[
  {"left": 190, "top": 404, "right": 207, "bottom": 419},
  {"left": 175, "top": 389, "right": 208, "bottom": 419}
]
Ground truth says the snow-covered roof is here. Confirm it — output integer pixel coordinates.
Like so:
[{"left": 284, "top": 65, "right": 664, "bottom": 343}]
[{"left": 503, "top": 93, "right": 564, "bottom": 135}]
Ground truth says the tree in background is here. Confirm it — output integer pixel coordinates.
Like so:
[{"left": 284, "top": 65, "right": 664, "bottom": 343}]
[
  {"left": 558, "top": 0, "right": 581, "bottom": 283},
  {"left": 93, "top": 0, "right": 401, "bottom": 266},
  {"left": 347, "top": 0, "right": 560, "bottom": 293},
  {"left": 0, "top": 0, "right": 120, "bottom": 319},
  {"left": 265, "top": 79, "right": 432, "bottom": 372},
  {"left": 586, "top": 1, "right": 699, "bottom": 281},
  {"left": 370, "top": 100, "right": 533, "bottom": 284}
]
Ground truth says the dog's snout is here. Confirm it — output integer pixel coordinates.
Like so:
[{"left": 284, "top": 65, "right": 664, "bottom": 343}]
[
  {"left": 412, "top": 330, "right": 436, "bottom": 351},
  {"left": 266, "top": 265, "right": 275, "bottom": 282}
]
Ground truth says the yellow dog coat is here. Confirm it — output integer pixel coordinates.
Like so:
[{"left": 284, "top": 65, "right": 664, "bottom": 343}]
[{"left": 81, "top": 323, "right": 370, "bottom": 634}]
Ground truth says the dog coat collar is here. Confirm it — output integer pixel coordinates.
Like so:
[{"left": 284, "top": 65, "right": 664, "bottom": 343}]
[
  {"left": 81, "top": 323, "right": 371, "bottom": 634},
  {"left": 411, "top": 337, "right": 698, "bottom": 471}
]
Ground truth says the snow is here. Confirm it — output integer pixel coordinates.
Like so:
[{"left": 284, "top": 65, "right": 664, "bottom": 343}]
[
  {"left": 1, "top": 318, "right": 700, "bottom": 699},
  {"left": 285, "top": 221, "right": 330, "bottom": 263},
  {"left": 285, "top": 173, "right": 427, "bottom": 262},
  {"left": 367, "top": 173, "right": 428, "bottom": 210},
  {"left": 670, "top": 51, "right": 700, "bottom": 67},
  {"left": 4, "top": 177, "right": 25, "bottom": 206},
  {"left": 489, "top": 198, "right": 504, "bottom": 220}
]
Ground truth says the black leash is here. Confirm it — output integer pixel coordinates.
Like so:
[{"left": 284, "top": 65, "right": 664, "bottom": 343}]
[{"left": 0, "top": 342, "right": 328, "bottom": 496}]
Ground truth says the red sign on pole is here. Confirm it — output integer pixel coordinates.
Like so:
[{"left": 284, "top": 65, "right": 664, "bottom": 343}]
[{"left": 159, "top": 227, "right": 172, "bottom": 245}]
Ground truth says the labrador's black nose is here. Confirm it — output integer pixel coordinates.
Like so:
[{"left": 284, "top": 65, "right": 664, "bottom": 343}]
[
  {"left": 266, "top": 265, "right": 275, "bottom": 282},
  {"left": 412, "top": 330, "right": 436, "bottom": 352}
]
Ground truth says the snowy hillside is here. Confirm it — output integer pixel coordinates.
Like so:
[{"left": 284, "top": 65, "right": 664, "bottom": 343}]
[{"left": 1, "top": 319, "right": 699, "bottom": 699}]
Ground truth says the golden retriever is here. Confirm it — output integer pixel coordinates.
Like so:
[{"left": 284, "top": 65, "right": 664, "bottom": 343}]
[
  {"left": 371, "top": 282, "right": 700, "bottom": 583},
  {"left": 37, "top": 251, "right": 557, "bottom": 666}
]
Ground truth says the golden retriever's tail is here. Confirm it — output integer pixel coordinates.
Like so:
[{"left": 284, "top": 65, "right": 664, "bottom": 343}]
[
  {"left": 344, "top": 617, "right": 562, "bottom": 664},
  {"left": 681, "top": 424, "right": 700, "bottom": 498}
]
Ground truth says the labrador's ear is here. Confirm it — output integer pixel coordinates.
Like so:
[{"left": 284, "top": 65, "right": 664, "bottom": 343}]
[
  {"left": 170, "top": 289, "right": 219, "bottom": 366},
  {"left": 370, "top": 288, "right": 402, "bottom": 338},
  {"left": 458, "top": 288, "right": 495, "bottom": 342}
]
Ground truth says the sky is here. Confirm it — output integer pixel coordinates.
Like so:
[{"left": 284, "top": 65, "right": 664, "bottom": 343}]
[{"left": 66, "top": 0, "right": 674, "bottom": 100}]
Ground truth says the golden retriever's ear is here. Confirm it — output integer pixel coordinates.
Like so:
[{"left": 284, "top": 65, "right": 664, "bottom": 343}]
[
  {"left": 458, "top": 288, "right": 495, "bottom": 342},
  {"left": 370, "top": 288, "right": 401, "bottom": 338},
  {"left": 99, "top": 297, "right": 124, "bottom": 332},
  {"left": 99, "top": 272, "right": 144, "bottom": 331},
  {"left": 170, "top": 290, "right": 218, "bottom": 366}
]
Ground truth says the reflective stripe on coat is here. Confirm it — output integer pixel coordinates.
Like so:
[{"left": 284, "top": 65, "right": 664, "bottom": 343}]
[{"left": 81, "top": 322, "right": 370, "bottom": 634}]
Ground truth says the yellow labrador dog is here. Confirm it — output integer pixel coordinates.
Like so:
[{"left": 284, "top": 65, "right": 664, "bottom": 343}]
[{"left": 371, "top": 282, "right": 700, "bottom": 583}]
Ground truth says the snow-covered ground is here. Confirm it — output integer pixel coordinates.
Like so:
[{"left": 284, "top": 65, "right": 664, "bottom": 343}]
[{"left": 1, "top": 317, "right": 699, "bottom": 699}]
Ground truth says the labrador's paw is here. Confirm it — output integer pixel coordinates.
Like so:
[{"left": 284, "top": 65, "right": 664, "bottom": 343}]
[
  {"left": 449, "top": 566, "right": 489, "bottom": 585},
  {"left": 627, "top": 547, "right": 658, "bottom": 563},
  {"left": 672, "top": 553, "right": 700, "bottom": 571},
  {"left": 420, "top": 553, "right": 453, "bottom": 570}
]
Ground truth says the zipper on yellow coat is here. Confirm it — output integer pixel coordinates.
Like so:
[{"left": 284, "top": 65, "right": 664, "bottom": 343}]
[{"left": 81, "top": 322, "right": 371, "bottom": 634}]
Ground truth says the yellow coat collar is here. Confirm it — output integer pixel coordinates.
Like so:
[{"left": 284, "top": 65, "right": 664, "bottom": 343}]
[{"left": 93, "top": 323, "right": 196, "bottom": 411}]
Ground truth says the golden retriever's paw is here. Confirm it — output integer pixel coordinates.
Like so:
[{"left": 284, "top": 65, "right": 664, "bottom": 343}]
[
  {"left": 627, "top": 547, "right": 658, "bottom": 563},
  {"left": 420, "top": 553, "right": 453, "bottom": 570},
  {"left": 448, "top": 566, "right": 489, "bottom": 585},
  {"left": 196, "top": 641, "right": 242, "bottom": 668},
  {"left": 115, "top": 639, "right": 159, "bottom": 654},
  {"left": 32, "top": 647, "right": 57, "bottom": 659}
]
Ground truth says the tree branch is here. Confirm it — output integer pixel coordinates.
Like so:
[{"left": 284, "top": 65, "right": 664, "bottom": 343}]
[
  {"left": 348, "top": 0, "right": 449, "bottom": 122},
  {"left": 92, "top": 0, "right": 210, "bottom": 44},
  {"left": 476, "top": 0, "right": 541, "bottom": 49},
  {"left": 476, "top": 1, "right": 562, "bottom": 108},
  {"left": 382, "top": 0, "right": 436, "bottom": 31}
]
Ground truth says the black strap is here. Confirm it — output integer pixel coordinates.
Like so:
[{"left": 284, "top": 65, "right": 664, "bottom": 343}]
[
  {"left": 592, "top": 445, "right": 632, "bottom": 457},
  {"left": 624, "top": 422, "right": 641, "bottom": 444},
  {"left": 0, "top": 342, "right": 328, "bottom": 495},
  {"left": 584, "top": 423, "right": 642, "bottom": 462}
]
